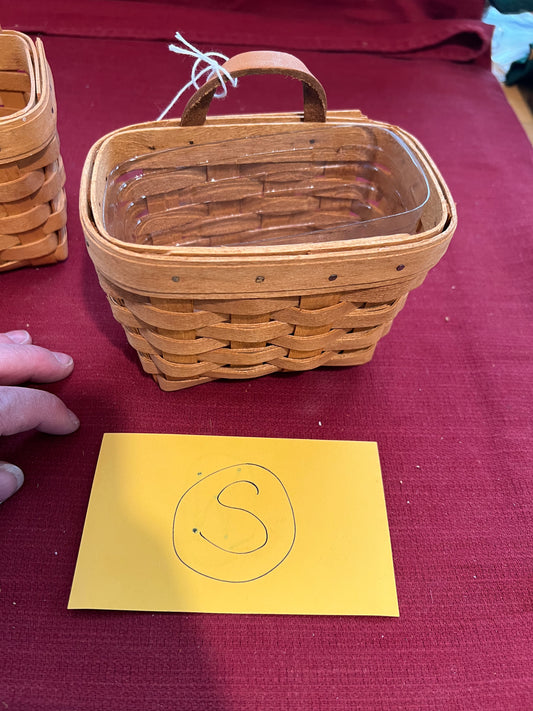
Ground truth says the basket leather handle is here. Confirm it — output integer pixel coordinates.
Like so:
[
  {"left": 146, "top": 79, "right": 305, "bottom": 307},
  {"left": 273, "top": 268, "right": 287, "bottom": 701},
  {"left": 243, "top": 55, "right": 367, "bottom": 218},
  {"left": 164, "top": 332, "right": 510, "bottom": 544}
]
[{"left": 180, "top": 50, "right": 327, "bottom": 126}]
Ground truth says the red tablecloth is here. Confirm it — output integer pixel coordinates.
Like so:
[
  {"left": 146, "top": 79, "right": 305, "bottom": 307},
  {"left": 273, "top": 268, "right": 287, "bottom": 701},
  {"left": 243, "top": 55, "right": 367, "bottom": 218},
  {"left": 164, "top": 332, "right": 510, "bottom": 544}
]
[{"left": 1, "top": 2, "right": 532, "bottom": 709}]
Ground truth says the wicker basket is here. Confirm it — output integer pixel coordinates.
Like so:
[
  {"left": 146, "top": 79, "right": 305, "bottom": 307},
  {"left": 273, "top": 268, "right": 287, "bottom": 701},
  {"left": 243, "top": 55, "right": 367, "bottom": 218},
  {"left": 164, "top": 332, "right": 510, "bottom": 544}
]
[
  {"left": 0, "top": 28, "right": 67, "bottom": 272},
  {"left": 81, "top": 51, "right": 456, "bottom": 391}
]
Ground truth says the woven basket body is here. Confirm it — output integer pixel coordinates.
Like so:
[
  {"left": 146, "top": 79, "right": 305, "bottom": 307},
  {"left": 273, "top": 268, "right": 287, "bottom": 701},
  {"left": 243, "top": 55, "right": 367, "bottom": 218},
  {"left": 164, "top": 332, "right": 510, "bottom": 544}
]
[
  {"left": 81, "top": 52, "right": 456, "bottom": 391},
  {"left": 0, "top": 30, "right": 67, "bottom": 272}
]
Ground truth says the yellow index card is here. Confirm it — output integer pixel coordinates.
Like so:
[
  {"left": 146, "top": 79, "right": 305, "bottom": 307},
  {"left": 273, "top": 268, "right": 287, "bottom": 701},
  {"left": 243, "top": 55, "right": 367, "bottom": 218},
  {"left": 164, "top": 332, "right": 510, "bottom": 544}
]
[{"left": 69, "top": 434, "right": 398, "bottom": 616}]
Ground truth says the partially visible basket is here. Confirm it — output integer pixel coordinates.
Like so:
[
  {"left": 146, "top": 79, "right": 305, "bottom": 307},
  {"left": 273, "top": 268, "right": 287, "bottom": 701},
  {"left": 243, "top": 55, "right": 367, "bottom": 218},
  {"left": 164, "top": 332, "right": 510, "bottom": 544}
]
[
  {"left": 81, "top": 51, "right": 456, "bottom": 391},
  {"left": 0, "top": 28, "right": 67, "bottom": 272}
]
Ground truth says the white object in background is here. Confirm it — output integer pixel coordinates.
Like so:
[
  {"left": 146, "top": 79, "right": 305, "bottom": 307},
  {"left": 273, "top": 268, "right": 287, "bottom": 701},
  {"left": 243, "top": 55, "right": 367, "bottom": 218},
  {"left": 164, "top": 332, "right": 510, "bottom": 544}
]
[{"left": 483, "top": 7, "right": 533, "bottom": 81}]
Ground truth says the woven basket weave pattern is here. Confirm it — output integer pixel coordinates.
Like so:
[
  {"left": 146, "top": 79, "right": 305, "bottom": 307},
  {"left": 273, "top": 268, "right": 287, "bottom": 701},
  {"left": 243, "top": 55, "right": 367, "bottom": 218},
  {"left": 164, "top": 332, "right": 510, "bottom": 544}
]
[
  {"left": 94, "top": 272, "right": 421, "bottom": 391},
  {"left": 0, "top": 30, "right": 67, "bottom": 272}
]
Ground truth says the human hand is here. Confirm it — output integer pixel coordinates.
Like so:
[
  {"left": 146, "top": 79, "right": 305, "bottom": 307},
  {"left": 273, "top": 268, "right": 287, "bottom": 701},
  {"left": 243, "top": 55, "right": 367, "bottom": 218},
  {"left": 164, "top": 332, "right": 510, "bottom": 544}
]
[{"left": 0, "top": 330, "right": 79, "bottom": 503}]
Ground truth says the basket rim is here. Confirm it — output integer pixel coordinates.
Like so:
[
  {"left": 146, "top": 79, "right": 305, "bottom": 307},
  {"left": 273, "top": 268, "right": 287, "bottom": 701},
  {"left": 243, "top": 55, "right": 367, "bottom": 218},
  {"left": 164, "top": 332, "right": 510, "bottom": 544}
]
[
  {"left": 82, "top": 113, "right": 456, "bottom": 261},
  {"left": 0, "top": 30, "right": 38, "bottom": 122},
  {"left": 0, "top": 31, "right": 58, "bottom": 163}
]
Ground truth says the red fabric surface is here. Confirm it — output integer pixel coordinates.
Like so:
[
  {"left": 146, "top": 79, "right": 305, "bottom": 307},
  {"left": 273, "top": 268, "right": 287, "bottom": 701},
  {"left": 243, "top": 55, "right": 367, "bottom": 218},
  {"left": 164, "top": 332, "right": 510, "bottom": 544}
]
[
  {"left": 1, "top": 2, "right": 532, "bottom": 710},
  {"left": 5, "top": 0, "right": 492, "bottom": 63}
]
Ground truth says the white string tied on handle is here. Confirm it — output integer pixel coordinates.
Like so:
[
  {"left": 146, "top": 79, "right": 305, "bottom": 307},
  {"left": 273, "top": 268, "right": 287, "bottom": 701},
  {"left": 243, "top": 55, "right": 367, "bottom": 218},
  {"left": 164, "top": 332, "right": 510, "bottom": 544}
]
[{"left": 157, "top": 32, "right": 237, "bottom": 121}]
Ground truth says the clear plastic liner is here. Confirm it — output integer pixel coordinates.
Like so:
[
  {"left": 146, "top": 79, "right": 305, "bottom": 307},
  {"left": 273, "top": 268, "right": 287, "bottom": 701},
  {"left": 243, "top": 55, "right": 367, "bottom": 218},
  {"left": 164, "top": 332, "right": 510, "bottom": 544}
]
[{"left": 103, "top": 123, "right": 430, "bottom": 248}]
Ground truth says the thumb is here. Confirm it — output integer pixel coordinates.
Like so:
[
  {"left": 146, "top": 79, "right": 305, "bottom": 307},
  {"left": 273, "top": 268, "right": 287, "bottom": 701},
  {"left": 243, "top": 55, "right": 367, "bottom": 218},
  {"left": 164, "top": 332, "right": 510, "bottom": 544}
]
[{"left": 0, "top": 462, "right": 24, "bottom": 503}]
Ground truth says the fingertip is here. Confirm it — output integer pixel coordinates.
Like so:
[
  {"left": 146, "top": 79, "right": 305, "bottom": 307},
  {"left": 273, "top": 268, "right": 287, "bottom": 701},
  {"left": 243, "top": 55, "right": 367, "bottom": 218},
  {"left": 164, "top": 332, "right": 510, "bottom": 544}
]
[
  {"left": 0, "top": 462, "right": 24, "bottom": 503},
  {"left": 66, "top": 409, "right": 80, "bottom": 432},
  {"left": 0, "top": 343, "right": 74, "bottom": 385},
  {"left": 35, "top": 405, "right": 80, "bottom": 435},
  {"left": 0, "top": 387, "right": 80, "bottom": 437},
  {"left": 52, "top": 352, "right": 74, "bottom": 369},
  {"left": 3, "top": 330, "right": 32, "bottom": 345}
]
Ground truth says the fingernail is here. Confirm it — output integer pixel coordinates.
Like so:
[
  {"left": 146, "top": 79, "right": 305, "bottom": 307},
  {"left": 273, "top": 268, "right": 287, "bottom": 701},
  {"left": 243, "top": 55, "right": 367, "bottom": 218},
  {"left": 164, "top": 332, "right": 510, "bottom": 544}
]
[
  {"left": 53, "top": 352, "right": 74, "bottom": 367},
  {"left": 5, "top": 330, "right": 31, "bottom": 344},
  {"left": 67, "top": 410, "right": 80, "bottom": 430},
  {"left": 0, "top": 463, "right": 24, "bottom": 503}
]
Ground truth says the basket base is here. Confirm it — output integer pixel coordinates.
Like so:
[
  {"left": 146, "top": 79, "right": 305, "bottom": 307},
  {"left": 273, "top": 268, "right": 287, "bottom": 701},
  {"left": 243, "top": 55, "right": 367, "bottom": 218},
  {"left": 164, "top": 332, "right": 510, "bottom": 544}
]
[
  {"left": 99, "top": 275, "right": 407, "bottom": 390},
  {"left": 146, "top": 343, "right": 378, "bottom": 391}
]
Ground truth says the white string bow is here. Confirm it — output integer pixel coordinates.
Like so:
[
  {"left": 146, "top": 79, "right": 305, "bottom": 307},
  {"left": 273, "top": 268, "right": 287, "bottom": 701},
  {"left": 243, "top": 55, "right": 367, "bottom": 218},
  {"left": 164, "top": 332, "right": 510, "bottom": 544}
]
[{"left": 157, "top": 32, "right": 237, "bottom": 121}]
